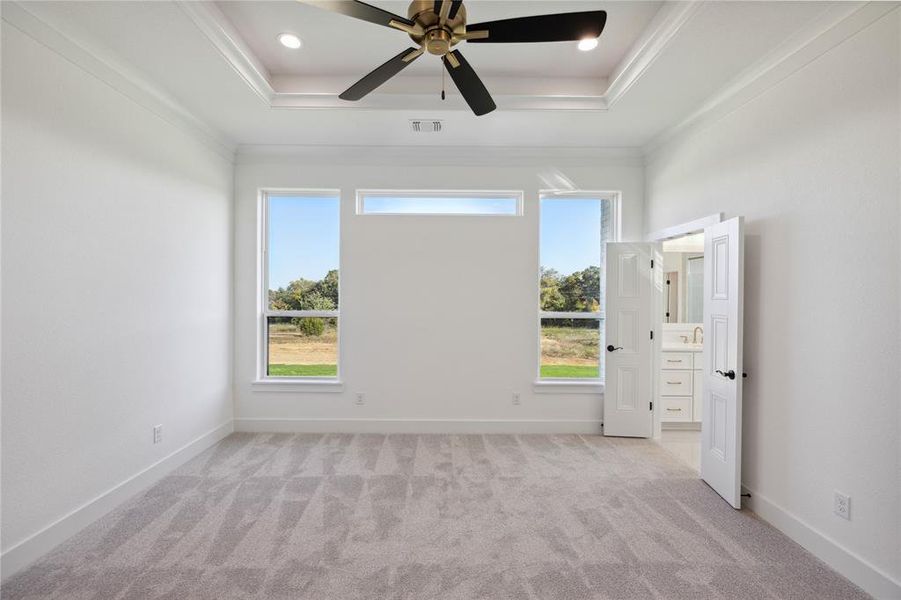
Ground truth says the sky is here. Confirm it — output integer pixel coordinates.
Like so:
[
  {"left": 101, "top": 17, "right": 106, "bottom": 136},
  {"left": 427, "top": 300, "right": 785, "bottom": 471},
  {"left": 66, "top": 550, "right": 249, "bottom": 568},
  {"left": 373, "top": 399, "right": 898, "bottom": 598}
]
[
  {"left": 268, "top": 195, "right": 339, "bottom": 289},
  {"left": 539, "top": 198, "right": 602, "bottom": 275},
  {"left": 363, "top": 195, "right": 517, "bottom": 215},
  {"left": 268, "top": 195, "right": 604, "bottom": 289}
]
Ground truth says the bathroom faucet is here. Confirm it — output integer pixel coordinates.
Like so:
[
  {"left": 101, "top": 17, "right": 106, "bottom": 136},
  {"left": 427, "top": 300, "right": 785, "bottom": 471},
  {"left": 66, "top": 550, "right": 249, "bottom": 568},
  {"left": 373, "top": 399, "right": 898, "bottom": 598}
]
[{"left": 692, "top": 326, "right": 703, "bottom": 344}]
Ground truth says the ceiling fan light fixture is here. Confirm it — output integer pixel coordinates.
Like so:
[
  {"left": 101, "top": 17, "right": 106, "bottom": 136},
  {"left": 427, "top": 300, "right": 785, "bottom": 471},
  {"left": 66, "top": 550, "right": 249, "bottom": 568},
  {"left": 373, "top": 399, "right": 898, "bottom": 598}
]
[
  {"left": 308, "top": 0, "right": 607, "bottom": 115},
  {"left": 278, "top": 33, "right": 302, "bottom": 49},
  {"left": 577, "top": 37, "right": 599, "bottom": 51}
]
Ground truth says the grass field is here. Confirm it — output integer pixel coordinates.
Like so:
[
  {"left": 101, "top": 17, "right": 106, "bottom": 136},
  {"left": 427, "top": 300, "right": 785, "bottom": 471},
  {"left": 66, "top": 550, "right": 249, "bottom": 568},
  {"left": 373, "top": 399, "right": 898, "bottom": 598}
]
[
  {"left": 540, "top": 364, "right": 600, "bottom": 378},
  {"left": 268, "top": 319, "right": 338, "bottom": 378},
  {"left": 540, "top": 323, "right": 601, "bottom": 379},
  {"left": 268, "top": 364, "right": 337, "bottom": 377},
  {"left": 267, "top": 321, "right": 600, "bottom": 380}
]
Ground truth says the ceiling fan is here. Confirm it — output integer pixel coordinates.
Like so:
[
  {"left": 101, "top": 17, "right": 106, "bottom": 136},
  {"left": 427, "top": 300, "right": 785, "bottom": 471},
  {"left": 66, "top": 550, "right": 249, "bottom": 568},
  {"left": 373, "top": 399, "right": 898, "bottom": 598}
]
[{"left": 302, "top": 0, "right": 607, "bottom": 116}]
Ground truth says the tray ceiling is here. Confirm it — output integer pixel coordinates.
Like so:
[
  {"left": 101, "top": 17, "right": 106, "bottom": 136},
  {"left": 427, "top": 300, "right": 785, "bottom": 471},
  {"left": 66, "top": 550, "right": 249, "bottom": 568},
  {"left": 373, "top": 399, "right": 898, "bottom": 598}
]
[
  {"left": 3, "top": 1, "right": 878, "bottom": 149},
  {"left": 215, "top": 1, "right": 663, "bottom": 79}
]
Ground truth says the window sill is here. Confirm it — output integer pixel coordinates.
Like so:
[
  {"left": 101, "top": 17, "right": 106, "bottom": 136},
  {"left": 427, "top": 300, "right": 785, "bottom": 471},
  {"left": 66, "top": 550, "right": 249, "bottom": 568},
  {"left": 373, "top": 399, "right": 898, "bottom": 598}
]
[
  {"left": 533, "top": 380, "right": 604, "bottom": 394},
  {"left": 251, "top": 379, "right": 344, "bottom": 393}
]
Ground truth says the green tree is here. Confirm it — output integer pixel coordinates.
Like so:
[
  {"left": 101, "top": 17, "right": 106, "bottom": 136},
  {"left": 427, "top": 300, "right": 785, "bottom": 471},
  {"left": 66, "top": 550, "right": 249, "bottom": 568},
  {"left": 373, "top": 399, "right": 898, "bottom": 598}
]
[
  {"left": 294, "top": 317, "right": 325, "bottom": 336},
  {"left": 539, "top": 265, "right": 602, "bottom": 327},
  {"left": 579, "top": 266, "right": 600, "bottom": 308},
  {"left": 269, "top": 271, "right": 339, "bottom": 312},
  {"left": 539, "top": 268, "right": 566, "bottom": 311},
  {"left": 317, "top": 269, "right": 339, "bottom": 306}
]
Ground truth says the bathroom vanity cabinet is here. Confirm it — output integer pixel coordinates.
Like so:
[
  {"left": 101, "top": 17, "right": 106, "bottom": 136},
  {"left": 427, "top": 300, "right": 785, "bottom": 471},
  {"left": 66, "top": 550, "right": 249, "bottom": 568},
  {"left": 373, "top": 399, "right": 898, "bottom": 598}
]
[{"left": 659, "top": 348, "right": 702, "bottom": 424}]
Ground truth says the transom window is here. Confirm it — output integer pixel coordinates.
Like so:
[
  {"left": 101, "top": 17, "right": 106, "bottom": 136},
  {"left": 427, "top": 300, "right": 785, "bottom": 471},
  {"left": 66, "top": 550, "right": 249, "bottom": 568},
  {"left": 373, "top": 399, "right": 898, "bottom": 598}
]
[
  {"left": 357, "top": 190, "right": 522, "bottom": 216},
  {"left": 261, "top": 191, "right": 340, "bottom": 379},
  {"left": 538, "top": 193, "right": 618, "bottom": 381}
]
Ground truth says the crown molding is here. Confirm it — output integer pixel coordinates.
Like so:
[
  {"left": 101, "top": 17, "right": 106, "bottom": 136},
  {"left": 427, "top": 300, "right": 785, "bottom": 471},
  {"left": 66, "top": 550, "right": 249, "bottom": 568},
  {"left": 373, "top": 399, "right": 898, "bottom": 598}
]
[
  {"left": 177, "top": 0, "right": 274, "bottom": 105},
  {"left": 604, "top": 1, "right": 703, "bottom": 109},
  {"left": 2, "top": 1, "right": 236, "bottom": 161},
  {"left": 267, "top": 93, "right": 609, "bottom": 112},
  {"left": 235, "top": 144, "right": 645, "bottom": 167},
  {"left": 177, "top": 0, "right": 700, "bottom": 113},
  {"left": 643, "top": 1, "right": 898, "bottom": 160}
]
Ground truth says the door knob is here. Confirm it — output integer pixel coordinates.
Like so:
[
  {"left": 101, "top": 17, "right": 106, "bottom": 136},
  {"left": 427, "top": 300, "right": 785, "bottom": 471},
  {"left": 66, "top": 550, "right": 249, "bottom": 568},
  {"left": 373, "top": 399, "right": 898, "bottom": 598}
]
[
  {"left": 606, "top": 345, "right": 623, "bottom": 352},
  {"left": 716, "top": 369, "right": 736, "bottom": 380}
]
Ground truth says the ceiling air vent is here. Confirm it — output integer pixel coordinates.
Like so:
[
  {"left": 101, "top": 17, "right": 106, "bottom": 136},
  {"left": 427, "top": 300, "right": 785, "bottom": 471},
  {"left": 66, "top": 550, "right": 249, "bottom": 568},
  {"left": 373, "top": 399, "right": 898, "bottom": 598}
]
[{"left": 410, "top": 119, "right": 443, "bottom": 133}]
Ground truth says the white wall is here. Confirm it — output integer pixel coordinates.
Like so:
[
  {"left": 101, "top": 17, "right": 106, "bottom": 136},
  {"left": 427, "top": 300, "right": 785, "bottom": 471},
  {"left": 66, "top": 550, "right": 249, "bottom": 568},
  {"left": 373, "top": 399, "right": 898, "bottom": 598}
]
[
  {"left": 1, "top": 22, "right": 234, "bottom": 574},
  {"left": 645, "top": 10, "right": 900, "bottom": 596},
  {"left": 234, "top": 151, "right": 643, "bottom": 432}
]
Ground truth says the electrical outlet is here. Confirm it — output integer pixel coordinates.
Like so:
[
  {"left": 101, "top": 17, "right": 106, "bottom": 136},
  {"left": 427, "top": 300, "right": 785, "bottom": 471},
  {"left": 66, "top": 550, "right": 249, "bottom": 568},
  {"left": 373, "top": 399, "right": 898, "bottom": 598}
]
[
  {"left": 153, "top": 425, "right": 163, "bottom": 444},
  {"left": 833, "top": 491, "right": 850, "bottom": 520},
  {"left": 512, "top": 392, "right": 521, "bottom": 405},
  {"left": 355, "top": 393, "right": 365, "bottom": 406}
]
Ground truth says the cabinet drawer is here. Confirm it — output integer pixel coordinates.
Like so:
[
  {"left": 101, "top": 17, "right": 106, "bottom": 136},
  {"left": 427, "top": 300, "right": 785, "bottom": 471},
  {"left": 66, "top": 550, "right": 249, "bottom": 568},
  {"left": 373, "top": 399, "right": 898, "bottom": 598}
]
[
  {"left": 661, "top": 397, "right": 692, "bottom": 422},
  {"left": 660, "top": 370, "right": 693, "bottom": 396},
  {"left": 661, "top": 352, "right": 693, "bottom": 370}
]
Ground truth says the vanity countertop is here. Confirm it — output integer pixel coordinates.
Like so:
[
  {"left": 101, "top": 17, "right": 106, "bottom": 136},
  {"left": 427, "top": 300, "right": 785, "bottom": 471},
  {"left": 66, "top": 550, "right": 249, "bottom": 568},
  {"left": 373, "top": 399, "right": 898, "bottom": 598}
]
[{"left": 662, "top": 344, "right": 703, "bottom": 352}]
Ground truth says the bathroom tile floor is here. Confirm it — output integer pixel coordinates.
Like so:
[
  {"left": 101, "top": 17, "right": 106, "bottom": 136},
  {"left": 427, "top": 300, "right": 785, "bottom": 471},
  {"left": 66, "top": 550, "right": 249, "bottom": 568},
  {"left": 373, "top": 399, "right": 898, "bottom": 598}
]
[{"left": 659, "top": 428, "right": 701, "bottom": 472}]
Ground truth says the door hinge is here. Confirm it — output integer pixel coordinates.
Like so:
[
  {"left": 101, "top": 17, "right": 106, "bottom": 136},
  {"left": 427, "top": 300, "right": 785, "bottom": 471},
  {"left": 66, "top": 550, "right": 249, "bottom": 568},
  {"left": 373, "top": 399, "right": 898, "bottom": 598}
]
[
  {"left": 650, "top": 259, "right": 654, "bottom": 269},
  {"left": 650, "top": 330, "right": 654, "bottom": 340},
  {"left": 649, "top": 401, "right": 653, "bottom": 411}
]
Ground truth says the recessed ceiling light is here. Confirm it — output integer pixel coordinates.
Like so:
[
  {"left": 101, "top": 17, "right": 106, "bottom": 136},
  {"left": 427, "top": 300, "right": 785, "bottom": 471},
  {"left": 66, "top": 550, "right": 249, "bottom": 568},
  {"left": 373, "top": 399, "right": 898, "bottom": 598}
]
[
  {"left": 278, "top": 33, "right": 302, "bottom": 49},
  {"left": 578, "top": 37, "right": 599, "bottom": 52}
]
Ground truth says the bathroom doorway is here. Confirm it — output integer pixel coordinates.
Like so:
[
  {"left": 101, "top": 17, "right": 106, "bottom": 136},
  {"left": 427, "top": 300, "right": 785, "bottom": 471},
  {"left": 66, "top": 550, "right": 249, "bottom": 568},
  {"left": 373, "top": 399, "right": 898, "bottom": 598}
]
[
  {"left": 658, "top": 231, "right": 705, "bottom": 470},
  {"left": 648, "top": 214, "right": 747, "bottom": 509}
]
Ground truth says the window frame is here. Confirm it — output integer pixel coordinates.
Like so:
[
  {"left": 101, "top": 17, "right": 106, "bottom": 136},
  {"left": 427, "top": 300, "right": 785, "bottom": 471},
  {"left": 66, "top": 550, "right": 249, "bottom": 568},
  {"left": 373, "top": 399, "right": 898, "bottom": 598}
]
[
  {"left": 256, "top": 189, "right": 343, "bottom": 389},
  {"left": 356, "top": 189, "right": 524, "bottom": 217},
  {"left": 535, "top": 191, "right": 620, "bottom": 390}
]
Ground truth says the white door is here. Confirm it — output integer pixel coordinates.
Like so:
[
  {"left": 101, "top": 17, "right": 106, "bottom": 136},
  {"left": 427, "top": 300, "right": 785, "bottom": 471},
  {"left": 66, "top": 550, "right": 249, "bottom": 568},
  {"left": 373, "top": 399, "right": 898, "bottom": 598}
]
[
  {"left": 652, "top": 246, "right": 665, "bottom": 439},
  {"left": 701, "top": 217, "right": 745, "bottom": 508},
  {"left": 603, "top": 243, "right": 656, "bottom": 438}
]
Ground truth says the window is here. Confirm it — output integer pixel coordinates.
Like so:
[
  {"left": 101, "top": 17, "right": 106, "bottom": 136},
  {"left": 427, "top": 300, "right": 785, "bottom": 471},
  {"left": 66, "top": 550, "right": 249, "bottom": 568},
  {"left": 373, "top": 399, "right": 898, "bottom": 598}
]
[
  {"left": 538, "top": 193, "right": 617, "bottom": 381},
  {"left": 262, "top": 191, "right": 340, "bottom": 380},
  {"left": 357, "top": 190, "right": 522, "bottom": 216}
]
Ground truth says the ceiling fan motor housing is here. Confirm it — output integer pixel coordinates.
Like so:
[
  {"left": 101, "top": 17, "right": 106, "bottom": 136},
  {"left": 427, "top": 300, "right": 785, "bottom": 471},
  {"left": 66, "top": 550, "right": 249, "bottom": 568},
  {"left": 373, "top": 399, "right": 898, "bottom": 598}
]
[{"left": 407, "top": 0, "right": 466, "bottom": 55}]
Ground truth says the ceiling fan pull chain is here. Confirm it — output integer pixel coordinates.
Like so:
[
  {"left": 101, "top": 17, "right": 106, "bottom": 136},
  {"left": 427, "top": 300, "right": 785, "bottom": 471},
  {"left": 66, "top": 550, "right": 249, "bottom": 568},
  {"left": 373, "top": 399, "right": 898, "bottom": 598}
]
[{"left": 441, "top": 66, "right": 446, "bottom": 100}]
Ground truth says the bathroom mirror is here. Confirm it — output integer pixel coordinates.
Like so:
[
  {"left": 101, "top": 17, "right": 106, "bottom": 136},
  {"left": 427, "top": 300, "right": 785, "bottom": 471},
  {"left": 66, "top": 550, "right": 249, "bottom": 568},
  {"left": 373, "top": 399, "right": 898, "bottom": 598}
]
[{"left": 662, "top": 251, "right": 704, "bottom": 324}]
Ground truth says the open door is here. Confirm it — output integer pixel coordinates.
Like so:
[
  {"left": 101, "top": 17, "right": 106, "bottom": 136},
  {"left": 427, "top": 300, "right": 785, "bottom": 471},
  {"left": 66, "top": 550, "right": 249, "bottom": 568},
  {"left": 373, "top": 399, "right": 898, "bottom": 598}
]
[
  {"left": 701, "top": 217, "right": 745, "bottom": 508},
  {"left": 603, "top": 243, "right": 657, "bottom": 438},
  {"left": 652, "top": 246, "right": 665, "bottom": 439}
]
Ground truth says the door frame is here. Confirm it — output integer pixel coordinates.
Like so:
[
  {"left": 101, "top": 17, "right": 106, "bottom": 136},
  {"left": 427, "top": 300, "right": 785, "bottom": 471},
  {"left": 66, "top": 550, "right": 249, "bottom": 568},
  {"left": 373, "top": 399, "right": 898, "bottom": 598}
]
[{"left": 645, "top": 213, "right": 723, "bottom": 439}]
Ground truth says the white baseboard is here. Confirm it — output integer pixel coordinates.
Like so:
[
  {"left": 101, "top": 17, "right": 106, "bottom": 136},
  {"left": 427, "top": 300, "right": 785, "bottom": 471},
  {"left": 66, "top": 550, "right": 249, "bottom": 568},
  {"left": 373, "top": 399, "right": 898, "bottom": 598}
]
[
  {"left": 1, "top": 420, "right": 234, "bottom": 581},
  {"left": 744, "top": 486, "right": 901, "bottom": 600},
  {"left": 234, "top": 417, "right": 603, "bottom": 434}
]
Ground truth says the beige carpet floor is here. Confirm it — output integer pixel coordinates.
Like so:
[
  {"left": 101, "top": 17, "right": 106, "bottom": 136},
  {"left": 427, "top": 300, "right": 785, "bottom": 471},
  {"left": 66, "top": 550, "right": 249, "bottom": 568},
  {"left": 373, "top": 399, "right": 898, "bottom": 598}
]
[{"left": 3, "top": 432, "right": 869, "bottom": 599}]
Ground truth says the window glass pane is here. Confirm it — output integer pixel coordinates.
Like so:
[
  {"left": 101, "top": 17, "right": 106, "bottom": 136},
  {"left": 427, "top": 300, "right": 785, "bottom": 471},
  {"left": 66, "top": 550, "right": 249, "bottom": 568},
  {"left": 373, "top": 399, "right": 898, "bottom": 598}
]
[
  {"left": 360, "top": 193, "right": 519, "bottom": 215},
  {"left": 539, "top": 198, "right": 610, "bottom": 312},
  {"left": 267, "top": 317, "right": 338, "bottom": 377},
  {"left": 540, "top": 318, "right": 601, "bottom": 379},
  {"left": 267, "top": 194, "right": 339, "bottom": 311}
]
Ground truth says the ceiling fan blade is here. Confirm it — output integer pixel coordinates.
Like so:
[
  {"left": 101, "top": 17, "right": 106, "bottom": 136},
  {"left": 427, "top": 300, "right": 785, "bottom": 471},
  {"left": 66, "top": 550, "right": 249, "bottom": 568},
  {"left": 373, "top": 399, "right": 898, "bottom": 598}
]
[
  {"left": 466, "top": 10, "right": 607, "bottom": 43},
  {"left": 442, "top": 50, "right": 496, "bottom": 116},
  {"left": 433, "top": 0, "right": 462, "bottom": 22},
  {"left": 339, "top": 47, "right": 423, "bottom": 101},
  {"left": 301, "top": 0, "right": 415, "bottom": 31}
]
